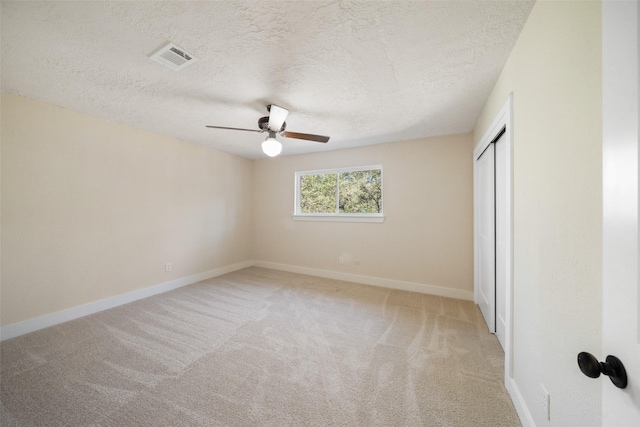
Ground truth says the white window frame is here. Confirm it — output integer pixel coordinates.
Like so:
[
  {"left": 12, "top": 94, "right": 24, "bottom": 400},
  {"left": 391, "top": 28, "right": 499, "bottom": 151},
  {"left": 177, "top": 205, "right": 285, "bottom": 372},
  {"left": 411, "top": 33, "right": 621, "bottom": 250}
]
[{"left": 293, "top": 165, "right": 384, "bottom": 223}]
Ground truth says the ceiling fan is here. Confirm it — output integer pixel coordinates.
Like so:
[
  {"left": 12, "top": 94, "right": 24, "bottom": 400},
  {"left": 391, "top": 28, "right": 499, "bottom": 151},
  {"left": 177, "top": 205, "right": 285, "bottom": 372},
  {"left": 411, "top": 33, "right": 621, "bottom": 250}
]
[{"left": 206, "top": 104, "right": 330, "bottom": 157}]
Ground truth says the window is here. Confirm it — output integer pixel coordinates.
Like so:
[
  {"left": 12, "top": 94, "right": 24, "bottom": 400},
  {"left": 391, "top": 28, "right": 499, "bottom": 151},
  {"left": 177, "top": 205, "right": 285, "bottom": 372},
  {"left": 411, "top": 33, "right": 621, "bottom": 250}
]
[{"left": 294, "top": 165, "right": 383, "bottom": 222}]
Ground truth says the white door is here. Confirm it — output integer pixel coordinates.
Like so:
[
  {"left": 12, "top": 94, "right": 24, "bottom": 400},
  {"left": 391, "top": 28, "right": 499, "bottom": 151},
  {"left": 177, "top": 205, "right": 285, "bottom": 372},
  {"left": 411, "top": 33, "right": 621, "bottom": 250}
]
[
  {"left": 494, "top": 135, "right": 507, "bottom": 349},
  {"left": 476, "top": 143, "right": 495, "bottom": 332},
  {"left": 602, "top": 1, "right": 640, "bottom": 425}
]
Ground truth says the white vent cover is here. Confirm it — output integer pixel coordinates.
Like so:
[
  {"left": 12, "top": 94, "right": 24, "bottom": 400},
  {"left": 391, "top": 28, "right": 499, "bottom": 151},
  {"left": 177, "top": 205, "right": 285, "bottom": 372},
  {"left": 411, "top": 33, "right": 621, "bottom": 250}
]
[{"left": 149, "top": 42, "right": 197, "bottom": 71}]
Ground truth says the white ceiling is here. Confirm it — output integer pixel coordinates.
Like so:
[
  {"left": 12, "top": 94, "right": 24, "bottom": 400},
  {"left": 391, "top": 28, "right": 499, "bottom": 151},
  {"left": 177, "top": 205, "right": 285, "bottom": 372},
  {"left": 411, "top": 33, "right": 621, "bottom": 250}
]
[{"left": 1, "top": 1, "right": 534, "bottom": 159}]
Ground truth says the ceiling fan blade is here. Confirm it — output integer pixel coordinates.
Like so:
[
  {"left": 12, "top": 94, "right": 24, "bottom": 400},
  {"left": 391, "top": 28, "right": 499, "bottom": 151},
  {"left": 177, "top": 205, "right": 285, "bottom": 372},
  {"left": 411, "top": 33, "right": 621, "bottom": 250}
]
[
  {"left": 268, "top": 105, "right": 289, "bottom": 131},
  {"left": 205, "top": 125, "right": 263, "bottom": 133},
  {"left": 282, "top": 131, "right": 330, "bottom": 143}
]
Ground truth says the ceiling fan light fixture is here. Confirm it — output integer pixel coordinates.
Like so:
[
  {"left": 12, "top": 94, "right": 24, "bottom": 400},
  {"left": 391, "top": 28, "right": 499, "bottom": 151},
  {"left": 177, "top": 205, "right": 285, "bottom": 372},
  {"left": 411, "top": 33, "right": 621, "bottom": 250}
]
[
  {"left": 262, "top": 134, "right": 282, "bottom": 157},
  {"left": 206, "top": 104, "right": 329, "bottom": 157}
]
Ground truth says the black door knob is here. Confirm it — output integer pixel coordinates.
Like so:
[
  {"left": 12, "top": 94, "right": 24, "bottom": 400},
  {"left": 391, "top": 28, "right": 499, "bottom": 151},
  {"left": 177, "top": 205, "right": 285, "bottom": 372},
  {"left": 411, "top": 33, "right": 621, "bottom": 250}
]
[{"left": 577, "top": 352, "right": 627, "bottom": 389}]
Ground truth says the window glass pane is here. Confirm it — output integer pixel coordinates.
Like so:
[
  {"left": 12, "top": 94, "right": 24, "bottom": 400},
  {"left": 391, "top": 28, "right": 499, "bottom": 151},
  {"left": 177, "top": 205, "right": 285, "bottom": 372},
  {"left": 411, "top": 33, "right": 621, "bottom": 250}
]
[
  {"left": 299, "top": 173, "right": 336, "bottom": 213},
  {"left": 339, "top": 169, "right": 382, "bottom": 213}
]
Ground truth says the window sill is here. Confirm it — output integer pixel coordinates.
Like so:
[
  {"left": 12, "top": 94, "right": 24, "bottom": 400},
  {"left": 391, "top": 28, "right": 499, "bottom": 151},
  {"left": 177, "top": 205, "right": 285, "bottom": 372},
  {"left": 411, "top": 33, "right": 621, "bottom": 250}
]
[{"left": 292, "top": 215, "right": 385, "bottom": 223}]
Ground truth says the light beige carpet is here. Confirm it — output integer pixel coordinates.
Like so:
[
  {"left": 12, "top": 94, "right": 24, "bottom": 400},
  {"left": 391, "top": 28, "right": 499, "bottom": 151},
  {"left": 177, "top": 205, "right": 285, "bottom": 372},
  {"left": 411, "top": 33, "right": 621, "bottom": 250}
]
[{"left": 0, "top": 267, "right": 521, "bottom": 426}]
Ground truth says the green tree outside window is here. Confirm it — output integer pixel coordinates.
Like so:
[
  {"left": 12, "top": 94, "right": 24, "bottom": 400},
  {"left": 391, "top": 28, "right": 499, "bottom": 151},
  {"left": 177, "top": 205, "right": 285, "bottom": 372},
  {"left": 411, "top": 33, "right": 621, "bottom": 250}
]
[{"left": 298, "top": 168, "right": 382, "bottom": 214}]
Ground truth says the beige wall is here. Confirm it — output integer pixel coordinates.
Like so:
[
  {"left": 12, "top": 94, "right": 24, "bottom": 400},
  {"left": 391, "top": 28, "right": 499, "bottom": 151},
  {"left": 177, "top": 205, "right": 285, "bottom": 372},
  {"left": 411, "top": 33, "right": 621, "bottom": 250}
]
[
  {"left": 0, "top": 93, "right": 253, "bottom": 325},
  {"left": 1, "top": 94, "right": 473, "bottom": 329},
  {"left": 253, "top": 134, "right": 473, "bottom": 294},
  {"left": 474, "top": 1, "right": 602, "bottom": 426}
]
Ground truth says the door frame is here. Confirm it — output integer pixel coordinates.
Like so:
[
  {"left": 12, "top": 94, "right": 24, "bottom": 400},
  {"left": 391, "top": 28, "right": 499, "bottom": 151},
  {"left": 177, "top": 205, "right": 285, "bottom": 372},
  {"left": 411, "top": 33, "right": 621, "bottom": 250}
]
[{"left": 473, "top": 94, "right": 514, "bottom": 381}]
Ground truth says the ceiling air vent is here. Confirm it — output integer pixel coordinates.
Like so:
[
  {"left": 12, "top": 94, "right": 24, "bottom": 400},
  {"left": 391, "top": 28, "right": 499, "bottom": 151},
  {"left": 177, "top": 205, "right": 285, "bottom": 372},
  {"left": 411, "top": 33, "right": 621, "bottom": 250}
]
[{"left": 149, "top": 42, "right": 197, "bottom": 71}]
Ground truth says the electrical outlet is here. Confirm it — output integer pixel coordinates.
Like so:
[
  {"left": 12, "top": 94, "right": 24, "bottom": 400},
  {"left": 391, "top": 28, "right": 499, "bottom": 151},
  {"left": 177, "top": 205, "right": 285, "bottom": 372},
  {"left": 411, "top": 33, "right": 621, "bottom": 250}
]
[
  {"left": 540, "top": 383, "right": 550, "bottom": 421},
  {"left": 165, "top": 262, "right": 172, "bottom": 272},
  {"left": 338, "top": 256, "right": 344, "bottom": 264}
]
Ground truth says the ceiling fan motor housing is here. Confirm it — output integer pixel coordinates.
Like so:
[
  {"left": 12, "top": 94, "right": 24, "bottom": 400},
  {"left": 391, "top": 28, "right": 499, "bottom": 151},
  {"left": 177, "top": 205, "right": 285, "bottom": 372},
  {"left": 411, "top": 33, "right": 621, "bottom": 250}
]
[{"left": 258, "top": 116, "right": 286, "bottom": 132}]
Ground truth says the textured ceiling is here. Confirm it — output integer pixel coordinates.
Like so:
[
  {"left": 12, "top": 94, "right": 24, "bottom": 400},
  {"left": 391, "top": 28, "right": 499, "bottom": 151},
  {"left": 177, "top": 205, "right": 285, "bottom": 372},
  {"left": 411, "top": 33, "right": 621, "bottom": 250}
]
[{"left": 1, "top": 1, "right": 534, "bottom": 159}]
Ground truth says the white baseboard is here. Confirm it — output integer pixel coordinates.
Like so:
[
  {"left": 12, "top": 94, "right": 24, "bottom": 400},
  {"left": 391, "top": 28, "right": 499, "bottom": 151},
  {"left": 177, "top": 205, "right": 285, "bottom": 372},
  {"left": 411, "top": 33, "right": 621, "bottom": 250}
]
[
  {"left": 252, "top": 260, "right": 474, "bottom": 301},
  {"left": 506, "top": 376, "right": 536, "bottom": 427},
  {"left": 1, "top": 260, "right": 473, "bottom": 341},
  {"left": 0, "top": 260, "right": 253, "bottom": 341}
]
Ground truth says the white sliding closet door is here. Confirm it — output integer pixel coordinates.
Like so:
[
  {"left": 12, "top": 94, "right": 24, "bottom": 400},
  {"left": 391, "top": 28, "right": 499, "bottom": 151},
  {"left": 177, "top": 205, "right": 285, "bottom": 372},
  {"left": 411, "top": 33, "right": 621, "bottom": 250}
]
[
  {"left": 495, "top": 136, "right": 507, "bottom": 350},
  {"left": 476, "top": 143, "right": 496, "bottom": 333}
]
